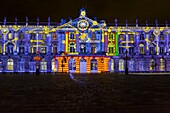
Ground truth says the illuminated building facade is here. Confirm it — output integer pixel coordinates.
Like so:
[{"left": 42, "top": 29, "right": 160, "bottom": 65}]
[{"left": 0, "top": 8, "right": 169, "bottom": 73}]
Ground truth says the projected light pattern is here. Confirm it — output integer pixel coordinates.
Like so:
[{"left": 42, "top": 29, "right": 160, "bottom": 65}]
[{"left": 0, "top": 8, "right": 169, "bottom": 73}]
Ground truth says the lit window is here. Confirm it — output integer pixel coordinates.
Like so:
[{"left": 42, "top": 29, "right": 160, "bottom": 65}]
[
  {"left": 41, "top": 58, "right": 47, "bottom": 71},
  {"left": 119, "top": 34, "right": 124, "bottom": 40},
  {"left": 150, "top": 34, "right": 155, "bottom": 41},
  {"left": 160, "top": 33, "right": 164, "bottom": 41},
  {"left": 109, "top": 33, "right": 114, "bottom": 40},
  {"left": 52, "top": 33, "right": 57, "bottom": 40},
  {"left": 149, "top": 59, "right": 155, "bottom": 71},
  {"left": 0, "top": 44, "right": 2, "bottom": 54},
  {"left": 119, "top": 59, "right": 124, "bottom": 71},
  {"left": 129, "top": 34, "right": 134, "bottom": 41},
  {"left": 41, "top": 47, "right": 46, "bottom": 54},
  {"left": 7, "top": 58, "right": 14, "bottom": 70},
  {"left": 108, "top": 47, "right": 114, "bottom": 54},
  {"left": 160, "top": 59, "right": 165, "bottom": 71},
  {"left": 42, "top": 33, "right": 46, "bottom": 40},
  {"left": 51, "top": 59, "right": 58, "bottom": 72},
  {"left": 139, "top": 44, "right": 144, "bottom": 54},
  {"left": 91, "top": 59, "right": 97, "bottom": 70},
  {"left": 19, "top": 32, "right": 24, "bottom": 39}
]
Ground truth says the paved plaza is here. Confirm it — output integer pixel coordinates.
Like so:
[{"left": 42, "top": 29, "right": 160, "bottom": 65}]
[{"left": 0, "top": 73, "right": 170, "bottom": 113}]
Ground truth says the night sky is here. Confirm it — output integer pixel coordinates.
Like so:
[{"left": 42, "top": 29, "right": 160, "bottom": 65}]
[{"left": 0, "top": 0, "right": 170, "bottom": 25}]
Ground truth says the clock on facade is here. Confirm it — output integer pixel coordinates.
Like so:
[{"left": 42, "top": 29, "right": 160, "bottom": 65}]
[{"left": 77, "top": 20, "right": 89, "bottom": 31}]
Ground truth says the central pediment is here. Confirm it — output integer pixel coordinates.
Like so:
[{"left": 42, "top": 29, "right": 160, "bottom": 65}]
[{"left": 57, "top": 8, "right": 106, "bottom": 31}]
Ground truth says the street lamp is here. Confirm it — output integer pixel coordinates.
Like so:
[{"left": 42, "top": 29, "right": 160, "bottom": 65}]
[{"left": 124, "top": 49, "right": 129, "bottom": 75}]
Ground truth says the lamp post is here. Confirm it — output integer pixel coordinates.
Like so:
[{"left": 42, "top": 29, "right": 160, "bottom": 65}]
[
  {"left": 124, "top": 49, "right": 129, "bottom": 75},
  {"left": 121, "top": 33, "right": 131, "bottom": 75}
]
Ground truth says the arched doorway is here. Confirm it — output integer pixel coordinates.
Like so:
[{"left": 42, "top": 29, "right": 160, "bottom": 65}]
[
  {"left": 51, "top": 58, "right": 58, "bottom": 72},
  {"left": 80, "top": 58, "right": 87, "bottom": 73},
  {"left": 7, "top": 58, "right": 14, "bottom": 71},
  {"left": 41, "top": 58, "right": 47, "bottom": 72},
  {"left": 90, "top": 59, "right": 98, "bottom": 73},
  {"left": 69, "top": 58, "right": 76, "bottom": 73},
  {"left": 108, "top": 59, "right": 114, "bottom": 72}
]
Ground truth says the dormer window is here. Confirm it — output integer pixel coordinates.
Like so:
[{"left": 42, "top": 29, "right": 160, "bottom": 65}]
[
  {"left": 140, "top": 33, "right": 144, "bottom": 40},
  {"left": 150, "top": 34, "right": 155, "bottom": 41},
  {"left": 160, "top": 34, "right": 164, "bottom": 41}
]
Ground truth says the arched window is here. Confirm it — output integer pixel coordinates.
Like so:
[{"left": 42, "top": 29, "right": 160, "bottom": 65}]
[
  {"left": 7, "top": 58, "right": 14, "bottom": 70},
  {"left": 150, "top": 59, "right": 156, "bottom": 71},
  {"left": 90, "top": 59, "right": 98, "bottom": 70},
  {"left": 159, "top": 44, "right": 165, "bottom": 55},
  {"left": 8, "top": 31, "right": 13, "bottom": 40},
  {"left": 80, "top": 58, "right": 87, "bottom": 73},
  {"left": 150, "top": 33, "right": 155, "bottom": 41},
  {"left": 51, "top": 58, "right": 58, "bottom": 72},
  {"left": 119, "top": 59, "right": 124, "bottom": 71},
  {"left": 160, "top": 59, "right": 165, "bottom": 71},
  {"left": 140, "top": 33, "right": 144, "bottom": 40},
  {"left": 139, "top": 44, "right": 145, "bottom": 54},
  {"left": 19, "top": 31, "right": 24, "bottom": 39},
  {"left": 160, "top": 33, "right": 165, "bottom": 41},
  {"left": 149, "top": 43, "right": 156, "bottom": 55},
  {"left": 6, "top": 42, "right": 14, "bottom": 54},
  {"left": 41, "top": 58, "right": 47, "bottom": 71}
]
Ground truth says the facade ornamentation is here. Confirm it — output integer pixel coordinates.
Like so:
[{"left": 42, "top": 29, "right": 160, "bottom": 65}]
[{"left": 0, "top": 8, "right": 169, "bottom": 73}]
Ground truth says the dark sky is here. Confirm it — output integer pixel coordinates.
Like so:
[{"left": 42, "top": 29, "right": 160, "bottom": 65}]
[{"left": 0, "top": 0, "right": 170, "bottom": 25}]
